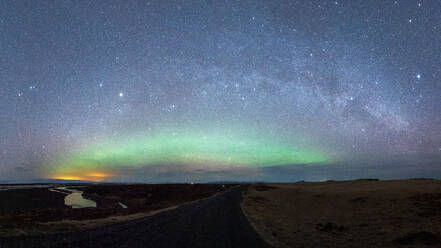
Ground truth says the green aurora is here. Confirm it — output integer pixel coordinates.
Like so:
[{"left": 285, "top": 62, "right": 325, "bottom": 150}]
[{"left": 48, "top": 130, "right": 330, "bottom": 180}]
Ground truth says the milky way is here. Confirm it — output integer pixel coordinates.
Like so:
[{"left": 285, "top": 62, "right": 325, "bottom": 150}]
[{"left": 1, "top": 0, "right": 440, "bottom": 182}]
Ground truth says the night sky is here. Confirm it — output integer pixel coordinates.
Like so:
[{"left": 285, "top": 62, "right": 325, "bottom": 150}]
[{"left": 1, "top": 0, "right": 440, "bottom": 183}]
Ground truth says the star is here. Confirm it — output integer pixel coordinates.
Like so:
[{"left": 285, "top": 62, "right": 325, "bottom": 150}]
[{"left": 0, "top": 0, "right": 440, "bottom": 183}]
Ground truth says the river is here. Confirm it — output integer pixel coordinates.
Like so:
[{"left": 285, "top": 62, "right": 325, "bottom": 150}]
[{"left": 49, "top": 186, "right": 97, "bottom": 208}]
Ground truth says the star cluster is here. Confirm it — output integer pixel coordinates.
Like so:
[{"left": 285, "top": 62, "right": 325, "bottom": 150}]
[{"left": 0, "top": 0, "right": 440, "bottom": 182}]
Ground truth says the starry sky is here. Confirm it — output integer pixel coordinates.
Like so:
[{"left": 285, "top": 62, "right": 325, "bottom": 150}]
[{"left": 1, "top": 0, "right": 440, "bottom": 183}]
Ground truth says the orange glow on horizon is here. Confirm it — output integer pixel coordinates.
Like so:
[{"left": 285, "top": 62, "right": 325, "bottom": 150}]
[
  {"left": 86, "top": 172, "right": 111, "bottom": 178},
  {"left": 52, "top": 172, "right": 112, "bottom": 182},
  {"left": 53, "top": 176, "right": 86, "bottom": 181}
]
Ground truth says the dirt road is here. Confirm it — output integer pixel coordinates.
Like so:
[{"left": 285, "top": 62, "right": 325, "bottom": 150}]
[{"left": 1, "top": 186, "right": 270, "bottom": 248}]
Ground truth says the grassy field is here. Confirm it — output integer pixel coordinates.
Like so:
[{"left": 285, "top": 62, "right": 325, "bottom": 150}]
[
  {"left": 0, "top": 188, "right": 67, "bottom": 214},
  {"left": 242, "top": 179, "right": 441, "bottom": 248}
]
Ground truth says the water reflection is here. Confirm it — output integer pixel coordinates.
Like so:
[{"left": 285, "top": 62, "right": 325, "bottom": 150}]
[
  {"left": 118, "top": 202, "right": 128, "bottom": 209},
  {"left": 50, "top": 187, "right": 97, "bottom": 208}
]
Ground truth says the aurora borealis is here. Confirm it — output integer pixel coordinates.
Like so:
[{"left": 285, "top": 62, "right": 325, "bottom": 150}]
[
  {"left": 1, "top": 1, "right": 441, "bottom": 182},
  {"left": 48, "top": 129, "right": 329, "bottom": 181}
]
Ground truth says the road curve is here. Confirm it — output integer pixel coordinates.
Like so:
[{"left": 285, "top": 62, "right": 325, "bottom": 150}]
[{"left": 1, "top": 186, "right": 270, "bottom": 248}]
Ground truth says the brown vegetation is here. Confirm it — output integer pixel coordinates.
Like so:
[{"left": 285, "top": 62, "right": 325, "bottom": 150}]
[{"left": 242, "top": 179, "right": 441, "bottom": 248}]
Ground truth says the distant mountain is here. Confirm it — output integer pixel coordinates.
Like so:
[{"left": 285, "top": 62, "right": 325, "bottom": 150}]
[{"left": 0, "top": 178, "right": 91, "bottom": 184}]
